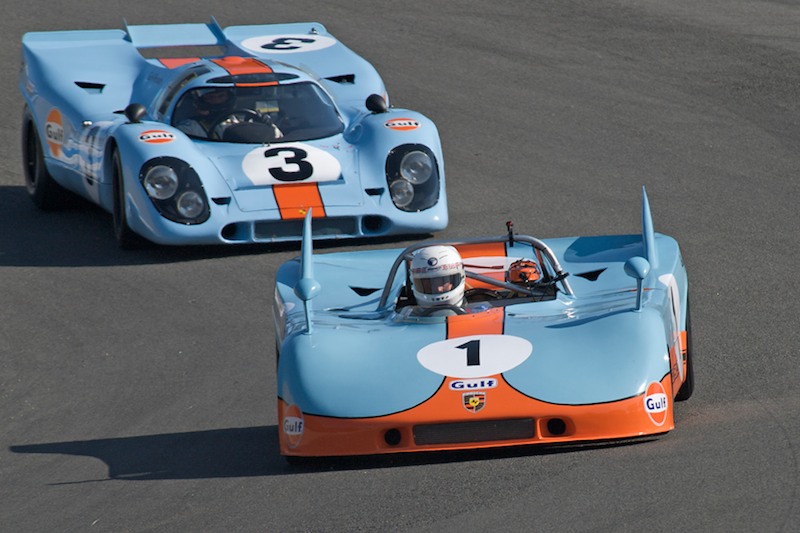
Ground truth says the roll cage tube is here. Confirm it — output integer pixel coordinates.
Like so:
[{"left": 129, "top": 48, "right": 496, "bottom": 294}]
[{"left": 376, "top": 235, "right": 573, "bottom": 310}]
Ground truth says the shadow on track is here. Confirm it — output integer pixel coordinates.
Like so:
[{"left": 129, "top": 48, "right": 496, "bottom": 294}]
[
  {"left": 10, "top": 426, "right": 657, "bottom": 481},
  {"left": 0, "top": 185, "right": 431, "bottom": 267}
]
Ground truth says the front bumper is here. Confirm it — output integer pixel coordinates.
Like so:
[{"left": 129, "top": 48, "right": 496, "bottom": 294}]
[
  {"left": 126, "top": 190, "right": 448, "bottom": 245},
  {"left": 278, "top": 374, "right": 676, "bottom": 458}
]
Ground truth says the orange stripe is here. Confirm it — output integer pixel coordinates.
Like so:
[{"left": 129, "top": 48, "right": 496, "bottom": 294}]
[
  {"left": 457, "top": 242, "right": 509, "bottom": 289},
  {"left": 159, "top": 57, "right": 201, "bottom": 69},
  {"left": 456, "top": 242, "right": 507, "bottom": 259},
  {"left": 211, "top": 56, "right": 272, "bottom": 76},
  {"left": 234, "top": 82, "right": 279, "bottom": 87},
  {"left": 273, "top": 183, "right": 327, "bottom": 219},
  {"left": 446, "top": 307, "right": 505, "bottom": 338}
]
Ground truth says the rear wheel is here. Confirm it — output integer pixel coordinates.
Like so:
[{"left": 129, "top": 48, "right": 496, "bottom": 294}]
[
  {"left": 675, "top": 298, "right": 694, "bottom": 401},
  {"left": 111, "top": 150, "right": 146, "bottom": 249},
  {"left": 22, "top": 106, "right": 65, "bottom": 210}
]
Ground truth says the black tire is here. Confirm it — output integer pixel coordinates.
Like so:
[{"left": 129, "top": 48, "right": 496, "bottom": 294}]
[
  {"left": 284, "top": 455, "right": 308, "bottom": 467},
  {"left": 111, "top": 150, "right": 147, "bottom": 249},
  {"left": 22, "top": 106, "right": 66, "bottom": 210},
  {"left": 675, "top": 298, "right": 694, "bottom": 401}
]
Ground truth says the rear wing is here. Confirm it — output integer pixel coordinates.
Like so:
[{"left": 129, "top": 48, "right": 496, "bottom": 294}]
[
  {"left": 125, "top": 19, "right": 227, "bottom": 48},
  {"left": 22, "top": 19, "right": 386, "bottom": 115},
  {"left": 128, "top": 19, "right": 386, "bottom": 107}
]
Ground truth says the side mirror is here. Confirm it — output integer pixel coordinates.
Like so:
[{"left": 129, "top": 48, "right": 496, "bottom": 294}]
[
  {"left": 624, "top": 256, "right": 650, "bottom": 311},
  {"left": 124, "top": 103, "right": 147, "bottom": 124},
  {"left": 365, "top": 94, "right": 388, "bottom": 114}
]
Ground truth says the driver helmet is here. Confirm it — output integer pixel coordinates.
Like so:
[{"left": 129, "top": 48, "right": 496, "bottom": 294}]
[
  {"left": 196, "top": 88, "right": 233, "bottom": 115},
  {"left": 410, "top": 245, "right": 465, "bottom": 308},
  {"left": 507, "top": 258, "right": 540, "bottom": 285}
]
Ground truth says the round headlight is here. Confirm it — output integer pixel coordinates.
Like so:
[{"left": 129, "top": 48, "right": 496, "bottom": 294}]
[
  {"left": 176, "top": 191, "right": 206, "bottom": 219},
  {"left": 389, "top": 179, "right": 414, "bottom": 208},
  {"left": 143, "top": 165, "right": 179, "bottom": 200},
  {"left": 400, "top": 150, "right": 433, "bottom": 184}
]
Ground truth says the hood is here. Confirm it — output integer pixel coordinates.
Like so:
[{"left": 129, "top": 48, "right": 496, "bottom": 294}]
[
  {"left": 204, "top": 138, "right": 362, "bottom": 212},
  {"left": 278, "top": 301, "right": 669, "bottom": 418}
]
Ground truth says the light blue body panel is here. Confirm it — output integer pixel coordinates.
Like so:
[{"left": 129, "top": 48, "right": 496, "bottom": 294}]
[
  {"left": 223, "top": 23, "right": 387, "bottom": 112},
  {"left": 274, "top": 231, "right": 688, "bottom": 418},
  {"left": 20, "top": 20, "right": 447, "bottom": 245}
]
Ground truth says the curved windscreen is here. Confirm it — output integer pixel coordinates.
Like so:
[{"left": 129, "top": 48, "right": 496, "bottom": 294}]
[{"left": 171, "top": 82, "right": 344, "bottom": 143}]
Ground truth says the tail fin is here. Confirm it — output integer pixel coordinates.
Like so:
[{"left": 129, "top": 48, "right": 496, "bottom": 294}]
[
  {"left": 294, "top": 210, "right": 321, "bottom": 334},
  {"left": 642, "top": 186, "right": 658, "bottom": 269}
]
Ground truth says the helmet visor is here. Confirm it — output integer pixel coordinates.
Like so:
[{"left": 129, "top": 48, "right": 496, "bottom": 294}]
[{"left": 413, "top": 273, "right": 464, "bottom": 295}]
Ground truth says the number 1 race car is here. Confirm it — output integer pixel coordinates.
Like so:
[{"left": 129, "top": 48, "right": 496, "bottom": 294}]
[
  {"left": 20, "top": 19, "right": 447, "bottom": 247},
  {"left": 273, "top": 190, "right": 693, "bottom": 460}
]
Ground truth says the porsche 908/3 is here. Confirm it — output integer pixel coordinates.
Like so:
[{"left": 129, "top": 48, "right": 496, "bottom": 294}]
[{"left": 273, "top": 191, "right": 692, "bottom": 460}]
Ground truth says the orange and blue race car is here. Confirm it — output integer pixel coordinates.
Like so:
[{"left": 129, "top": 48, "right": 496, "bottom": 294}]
[
  {"left": 20, "top": 19, "right": 446, "bottom": 247},
  {"left": 273, "top": 189, "right": 692, "bottom": 461}
]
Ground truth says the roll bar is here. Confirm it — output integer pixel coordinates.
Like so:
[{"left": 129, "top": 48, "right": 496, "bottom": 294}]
[{"left": 376, "top": 235, "right": 573, "bottom": 310}]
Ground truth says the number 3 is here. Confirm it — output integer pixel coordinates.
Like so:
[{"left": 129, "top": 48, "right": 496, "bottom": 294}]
[
  {"left": 261, "top": 37, "right": 316, "bottom": 51},
  {"left": 263, "top": 147, "right": 314, "bottom": 182}
]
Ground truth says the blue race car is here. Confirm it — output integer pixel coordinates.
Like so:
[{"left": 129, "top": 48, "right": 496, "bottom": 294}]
[
  {"left": 273, "top": 190, "right": 692, "bottom": 460},
  {"left": 20, "top": 19, "right": 447, "bottom": 247}
]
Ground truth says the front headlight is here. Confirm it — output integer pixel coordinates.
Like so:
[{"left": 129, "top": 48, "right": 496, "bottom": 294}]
[
  {"left": 177, "top": 191, "right": 205, "bottom": 218},
  {"left": 139, "top": 157, "right": 209, "bottom": 224},
  {"left": 399, "top": 150, "right": 433, "bottom": 184},
  {"left": 143, "top": 165, "right": 179, "bottom": 200},
  {"left": 389, "top": 179, "right": 414, "bottom": 208},
  {"left": 386, "top": 144, "right": 440, "bottom": 212}
]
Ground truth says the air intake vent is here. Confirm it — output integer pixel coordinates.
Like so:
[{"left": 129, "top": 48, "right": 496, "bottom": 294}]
[{"left": 414, "top": 418, "right": 534, "bottom": 445}]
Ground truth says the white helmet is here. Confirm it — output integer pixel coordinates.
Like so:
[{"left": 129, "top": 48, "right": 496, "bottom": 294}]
[{"left": 410, "top": 245, "right": 465, "bottom": 308}]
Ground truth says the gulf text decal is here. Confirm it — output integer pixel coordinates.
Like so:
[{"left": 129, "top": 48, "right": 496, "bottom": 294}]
[
  {"left": 283, "top": 404, "right": 305, "bottom": 448},
  {"left": 385, "top": 118, "right": 420, "bottom": 131},
  {"left": 449, "top": 378, "right": 498, "bottom": 390},
  {"left": 644, "top": 381, "right": 668, "bottom": 426},
  {"left": 45, "top": 108, "right": 64, "bottom": 158},
  {"left": 139, "top": 130, "right": 175, "bottom": 144}
]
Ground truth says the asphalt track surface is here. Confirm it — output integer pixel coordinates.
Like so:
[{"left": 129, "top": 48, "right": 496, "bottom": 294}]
[{"left": 2, "top": 1, "right": 799, "bottom": 531}]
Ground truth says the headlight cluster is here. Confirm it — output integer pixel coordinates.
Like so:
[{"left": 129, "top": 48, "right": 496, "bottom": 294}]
[
  {"left": 139, "top": 157, "right": 209, "bottom": 224},
  {"left": 386, "top": 144, "right": 440, "bottom": 212}
]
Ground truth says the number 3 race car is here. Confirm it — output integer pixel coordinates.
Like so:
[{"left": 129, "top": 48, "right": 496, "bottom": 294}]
[
  {"left": 273, "top": 190, "right": 693, "bottom": 460},
  {"left": 20, "top": 19, "right": 447, "bottom": 247}
]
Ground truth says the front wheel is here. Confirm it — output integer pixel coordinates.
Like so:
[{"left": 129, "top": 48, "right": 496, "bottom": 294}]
[{"left": 22, "top": 107, "right": 66, "bottom": 210}]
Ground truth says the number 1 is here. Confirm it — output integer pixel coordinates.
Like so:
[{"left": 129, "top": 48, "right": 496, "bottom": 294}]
[{"left": 456, "top": 340, "right": 481, "bottom": 366}]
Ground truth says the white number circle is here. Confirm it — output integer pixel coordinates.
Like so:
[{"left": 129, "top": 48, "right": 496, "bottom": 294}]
[
  {"left": 417, "top": 335, "right": 532, "bottom": 378},
  {"left": 241, "top": 34, "right": 337, "bottom": 54},
  {"left": 242, "top": 143, "right": 341, "bottom": 185}
]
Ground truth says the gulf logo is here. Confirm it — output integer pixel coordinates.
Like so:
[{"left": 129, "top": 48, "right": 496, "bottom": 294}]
[
  {"left": 139, "top": 130, "right": 175, "bottom": 144},
  {"left": 283, "top": 404, "right": 304, "bottom": 448},
  {"left": 45, "top": 108, "right": 64, "bottom": 158},
  {"left": 384, "top": 118, "right": 420, "bottom": 131},
  {"left": 644, "top": 381, "right": 669, "bottom": 426}
]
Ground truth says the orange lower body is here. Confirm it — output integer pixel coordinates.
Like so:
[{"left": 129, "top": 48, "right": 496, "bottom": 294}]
[{"left": 279, "top": 374, "right": 675, "bottom": 457}]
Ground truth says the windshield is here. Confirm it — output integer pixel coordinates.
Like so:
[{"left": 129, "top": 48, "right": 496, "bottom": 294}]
[{"left": 171, "top": 82, "right": 344, "bottom": 143}]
